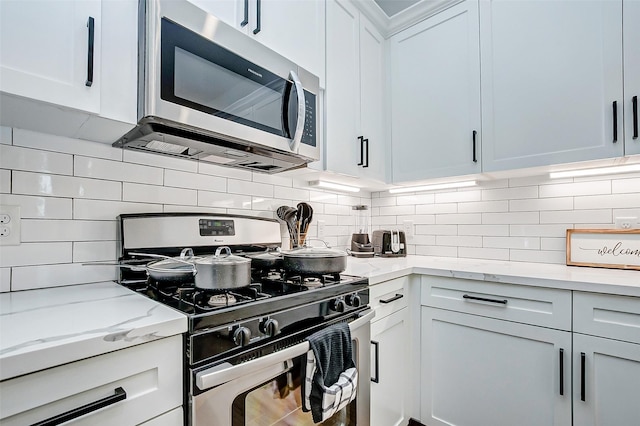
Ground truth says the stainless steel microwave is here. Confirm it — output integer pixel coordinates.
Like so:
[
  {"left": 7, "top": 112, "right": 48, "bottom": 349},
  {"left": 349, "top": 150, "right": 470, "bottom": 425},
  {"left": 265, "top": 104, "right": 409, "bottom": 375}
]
[{"left": 113, "top": 0, "right": 320, "bottom": 173}]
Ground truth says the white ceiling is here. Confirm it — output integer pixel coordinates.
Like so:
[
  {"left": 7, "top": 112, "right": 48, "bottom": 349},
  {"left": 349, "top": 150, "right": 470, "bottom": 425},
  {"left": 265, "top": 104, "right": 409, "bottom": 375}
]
[{"left": 373, "top": 0, "right": 422, "bottom": 17}]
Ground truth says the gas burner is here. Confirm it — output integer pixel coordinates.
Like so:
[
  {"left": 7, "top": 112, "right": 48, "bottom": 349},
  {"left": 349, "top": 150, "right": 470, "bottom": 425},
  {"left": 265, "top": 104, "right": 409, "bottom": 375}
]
[
  {"left": 283, "top": 273, "right": 343, "bottom": 285},
  {"left": 207, "top": 293, "right": 237, "bottom": 306}
]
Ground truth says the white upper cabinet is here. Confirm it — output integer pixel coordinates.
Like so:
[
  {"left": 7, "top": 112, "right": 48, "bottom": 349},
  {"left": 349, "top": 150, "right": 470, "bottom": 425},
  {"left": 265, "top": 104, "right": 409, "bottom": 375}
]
[
  {"left": 189, "top": 0, "right": 325, "bottom": 86},
  {"left": 389, "top": 0, "right": 481, "bottom": 183},
  {"left": 0, "top": 0, "right": 138, "bottom": 143},
  {"left": 479, "top": 0, "right": 624, "bottom": 172},
  {"left": 624, "top": 0, "right": 640, "bottom": 155},
  {"left": 325, "top": 0, "right": 386, "bottom": 181},
  {"left": 0, "top": 0, "right": 102, "bottom": 113}
]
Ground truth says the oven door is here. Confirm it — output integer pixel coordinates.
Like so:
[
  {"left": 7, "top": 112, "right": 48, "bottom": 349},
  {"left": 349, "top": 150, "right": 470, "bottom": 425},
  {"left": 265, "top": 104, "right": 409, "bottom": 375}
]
[{"left": 191, "top": 310, "right": 373, "bottom": 426}]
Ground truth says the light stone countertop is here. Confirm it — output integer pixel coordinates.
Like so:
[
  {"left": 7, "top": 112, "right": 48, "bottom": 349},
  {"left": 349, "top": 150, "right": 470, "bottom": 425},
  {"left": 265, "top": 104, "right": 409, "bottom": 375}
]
[
  {"left": 344, "top": 255, "right": 640, "bottom": 297},
  {"left": 0, "top": 282, "right": 187, "bottom": 381}
]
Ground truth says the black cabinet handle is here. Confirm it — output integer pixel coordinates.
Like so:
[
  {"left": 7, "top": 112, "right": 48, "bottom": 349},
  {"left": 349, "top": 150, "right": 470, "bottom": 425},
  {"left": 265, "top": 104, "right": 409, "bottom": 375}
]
[
  {"left": 363, "top": 138, "right": 369, "bottom": 168},
  {"left": 241, "top": 0, "right": 249, "bottom": 26},
  {"left": 633, "top": 95, "right": 638, "bottom": 139},
  {"left": 85, "top": 16, "right": 95, "bottom": 87},
  {"left": 371, "top": 340, "right": 379, "bottom": 383},
  {"left": 472, "top": 130, "right": 478, "bottom": 163},
  {"left": 253, "top": 0, "right": 261, "bottom": 34},
  {"left": 462, "top": 294, "right": 507, "bottom": 305},
  {"left": 612, "top": 101, "right": 618, "bottom": 143},
  {"left": 357, "top": 136, "right": 364, "bottom": 166},
  {"left": 559, "top": 348, "right": 564, "bottom": 396},
  {"left": 581, "top": 352, "right": 586, "bottom": 402},
  {"left": 32, "top": 387, "right": 126, "bottom": 426},
  {"left": 380, "top": 293, "right": 403, "bottom": 304}
]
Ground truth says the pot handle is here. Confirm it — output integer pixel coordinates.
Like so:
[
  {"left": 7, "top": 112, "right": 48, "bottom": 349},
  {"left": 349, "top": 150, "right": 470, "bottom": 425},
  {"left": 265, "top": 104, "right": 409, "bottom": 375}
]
[
  {"left": 301, "top": 238, "right": 331, "bottom": 248},
  {"left": 180, "top": 248, "right": 194, "bottom": 260},
  {"left": 214, "top": 246, "right": 232, "bottom": 258}
]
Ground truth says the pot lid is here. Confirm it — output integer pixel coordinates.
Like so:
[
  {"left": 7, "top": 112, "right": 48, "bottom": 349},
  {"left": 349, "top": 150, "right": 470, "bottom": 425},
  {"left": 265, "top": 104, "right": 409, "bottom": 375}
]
[
  {"left": 195, "top": 246, "right": 251, "bottom": 265},
  {"left": 282, "top": 245, "right": 347, "bottom": 259}
]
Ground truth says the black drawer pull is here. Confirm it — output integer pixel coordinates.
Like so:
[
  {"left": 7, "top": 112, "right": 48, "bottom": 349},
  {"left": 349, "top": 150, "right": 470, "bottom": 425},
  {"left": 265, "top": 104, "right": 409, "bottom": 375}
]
[
  {"left": 241, "top": 0, "right": 248, "bottom": 26},
  {"left": 253, "top": 0, "right": 261, "bottom": 34},
  {"left": 357, "top": 136, "right": 364, "bottom": 166},
  {"left": 559, "top": 348, "right": 564, "bottom": 396},
  {"left": 462, "top": 294, "right": 507, "bottom": 305},
  {"left": 633, "top": 95, "right": 638, "bottom": 139},
  {"left": 371, "top": 340, "right": 380, "bottom": 383},
  {"left": 85, "top": 16, "right": 95, "bottom": 87},
  {"left": 581, "top": 352, "right": 586, "bottom": 402},
  {"left": 472, "top": 130, "right": 478, "bottom": 163},
  {"left": 32, "top": 387, "right": 126, "bottom": 426},
  {"left": 380, "top": 293, "right": 403, "bottom": 304},
  {"left": 612, "top": 101, "right": 618, "bottom": 143}
]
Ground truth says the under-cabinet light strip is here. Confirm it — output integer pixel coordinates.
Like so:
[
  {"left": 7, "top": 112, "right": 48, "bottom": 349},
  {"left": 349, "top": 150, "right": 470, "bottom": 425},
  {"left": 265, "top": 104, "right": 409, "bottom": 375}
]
[
  {"left": 308, "top": 180, "right": 361, "bottom": 193},
  {"left": 388, "top": 180, "right": 477, "bottom": 194},
  {"left": 549, "top": 164, "right": 640, "bottom": 179}
]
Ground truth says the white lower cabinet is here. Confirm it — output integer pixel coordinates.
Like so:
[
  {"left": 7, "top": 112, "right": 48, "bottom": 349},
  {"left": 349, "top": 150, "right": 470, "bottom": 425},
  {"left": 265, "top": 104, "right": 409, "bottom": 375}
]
[
  {"left": 370, "top": 277, "right": 411, "bottom": 426},
  {"left": 0, "top": 336, "right": 184, "bottom": 425},
  {"left": 421, "top": 307, "right": 571, "bottom": 426}
]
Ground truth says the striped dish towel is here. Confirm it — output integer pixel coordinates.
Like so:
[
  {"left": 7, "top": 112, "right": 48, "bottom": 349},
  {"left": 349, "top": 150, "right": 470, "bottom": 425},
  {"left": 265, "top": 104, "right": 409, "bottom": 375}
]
[{"left": 301, "top": 322, "right": 358, "bottom": 423}]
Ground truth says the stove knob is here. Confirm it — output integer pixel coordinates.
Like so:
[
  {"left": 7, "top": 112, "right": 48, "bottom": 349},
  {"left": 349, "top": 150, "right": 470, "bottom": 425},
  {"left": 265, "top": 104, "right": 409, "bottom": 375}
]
[
  {"left": 259, "top": 318, "right": 280, "bottom": 337},
  {"left": 330, "top": 298, "right": 346, "bottom": 313},
  {"left": 346, "top": 294, "right": 361, "bottom": 308},
  {"left": 233, "top": 326, "right": 252, "bottom": 347}
]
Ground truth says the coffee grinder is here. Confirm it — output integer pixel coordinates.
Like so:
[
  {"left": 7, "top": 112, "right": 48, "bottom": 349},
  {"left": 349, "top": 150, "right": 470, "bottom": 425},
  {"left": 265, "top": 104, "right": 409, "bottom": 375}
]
[{"left": 350, "top": 205, "right": 374, "bottom": 257}]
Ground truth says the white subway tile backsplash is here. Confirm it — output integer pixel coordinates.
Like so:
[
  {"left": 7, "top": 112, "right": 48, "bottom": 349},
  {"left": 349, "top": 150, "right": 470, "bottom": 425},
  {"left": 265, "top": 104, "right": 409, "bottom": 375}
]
[
  {"left": 372, "top": 216, "right": 397, "bottom": 226},
  {"left": 509, "top": 249, "right": 565, "bottom": 264},
  {"left": 398, "top": 214, "right": 434, "bottom": 225},
  {"left": 483, "top": 212, "right": 539, "bottom": 225},
  {"left": 252, "top": 197, "right": 294, "bottom": 212},
  {"left": 436, "top": 236, "right": 482, "bottom": 248},
  {"left": 372, "top": 196, "right": 396, "bottom": 207},
  {"left": 124, "top": 150, "right": 197, "bottom": 172},
  {"left": 1, "top": 145, "right": 73, "bottom": 175},
  {"left": 123, "top": 182, "right": 196, "bottom": 206},
  {"left": 228, "top": 179, "right": 274, "bottom": 198},
  {"left": 21, "top": 220, "right": 116, "bottom": 242},
  {"left": 509, "top": 197, "right": 573, "bottom": 211},
  {"left": 510, "top": 224, "right": 573, "bottom": 237},
  {"left": 397, "top": 193, "right": 435, "bottom": 206},
  {"left": 75, "top": 156, "right": 163, "bottom": 185},
  {"left": 1, "top": 194, "right": 72, "bottom": 219},
  {"left": 574, "top": 193, "right": 640, "bottom": 209},
  {"left": 483, "top": 236, "right": 540, "bottom": 250},
  {"left": 379, "top": 205, "right": 415, "bottom": 216},
  {"left": 13, "top": 172, "right": 122, "bottom": 200},
  {"left": 410, "top": 235, "right": 436, "bottom": 245},
  {"left": 13, "top": 129, "right": 122, "bottom": 161},
  {"left": 540, "top": 209, "right": 611, "bottom": 224},
  {"left": 482, "top": 186, "right": 538, "bottom": 201},
  {"left": 163, "top": 205, "right": 226, "bottom": 214},
  {"left": 73, "top": 241, "right": 117, "bottom": 262},
  {"left": 11, "top": 263, "right": 117, "bottom": 291},
  {"left": 198, "top": 191, "right": 251, "bottom": 209},
  {"left": 539, "top": 180, "right": 611, "bottom": 198},
  {"left": 458, "top": 224, "right": 509, "bottom": 236},
  {"left": 458, "top": 200, "right": 508, "bottom": 213},
  {"left": 0, "top": 170, "right": 10, "bottom": 193},
  {"left": 436, "top": 213, "right": 481, "bottom": 225},
  {"left": 274, "top": 186, "right": 309, "bottom": 201},
  {"left": 612, "top": 177, "right": 640, "bottom": 194},
  {"left": 541, "top": 237, "right": 566, "bottom": 251},
  {"left": 199, "top": 162, "right": 252, "bottom": 180},
  {"left": 416, "top": 203, "right": 457, "bottom": 214},
  {"left": 415, "top": 245, "right": 458, "bottom": 257},
  {"left": 339, "top": 195, "right": 370, "bottom": 207},
  {"left": 458, "top": 247, "right": 509, "bottom": 261},
  {"left": 74, "top": 199, "right": 163, "bottom": 220},
  {"left": 435, "top": 190, "right": 482, "bottom": 203},
  {"left": 0, "top": 268, "right": 10, "bottom": 292},
  {"left": 415, "top": 224, "right": 457, "bottom": 236},
  {"left": 252, "top": 173, "right": 293, "bottom": 187},
  {"left": 324, "top": 204, "right": 352, "bottom": 216},
  {"left": 0, "top": 126, "right": 11, "bottom": 145},
  {"left": 0, "top": 242, "right": 72, "bottom": 267},
  {"left": 310, "top": 191, "right": 338, "bottom": 204},
  {"left": 165, "top": 169, "right": 226, "bottom": 192}
]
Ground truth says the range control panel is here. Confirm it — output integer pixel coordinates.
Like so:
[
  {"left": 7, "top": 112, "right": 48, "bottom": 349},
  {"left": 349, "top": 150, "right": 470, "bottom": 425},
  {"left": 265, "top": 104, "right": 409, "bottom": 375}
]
[{"left": 199, "top": 219, "right": 235, "bottom": 236}]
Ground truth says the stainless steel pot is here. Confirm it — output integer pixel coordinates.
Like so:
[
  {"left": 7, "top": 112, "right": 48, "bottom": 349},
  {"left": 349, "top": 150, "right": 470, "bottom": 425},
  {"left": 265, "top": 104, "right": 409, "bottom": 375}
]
[
  {"left": 194, "top": 246, "right": 252, "bottom": 290},
  {"left": 243, "top": 249, "right": 283, "bottom": 270},
  {"left": 281, "top": 242, "right": 347, "bottom": 275},
  {"left": 129, "top": 249, "right": 197, "bottom": 283}
]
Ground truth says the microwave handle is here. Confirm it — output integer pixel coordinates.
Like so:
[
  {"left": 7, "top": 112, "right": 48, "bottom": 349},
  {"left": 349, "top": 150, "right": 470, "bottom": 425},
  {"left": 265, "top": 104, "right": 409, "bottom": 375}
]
[{"left": 288, "top": 70, "right": 306, "bottom": 153}]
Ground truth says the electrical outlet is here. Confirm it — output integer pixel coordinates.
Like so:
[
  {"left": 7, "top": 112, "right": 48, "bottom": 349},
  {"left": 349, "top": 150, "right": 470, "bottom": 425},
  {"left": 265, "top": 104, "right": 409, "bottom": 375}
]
[
  {"left": 0, "top": 205, "right": 21, "bottom": 245},
  {"left": 615, "top": 216, "right": 638, "bottom": 229},
  {"left": 403, "top": 220, "right": 414, "bottom": 238},
  {"left": 317, "top": 220, "right": 326, "bottom": 239}
]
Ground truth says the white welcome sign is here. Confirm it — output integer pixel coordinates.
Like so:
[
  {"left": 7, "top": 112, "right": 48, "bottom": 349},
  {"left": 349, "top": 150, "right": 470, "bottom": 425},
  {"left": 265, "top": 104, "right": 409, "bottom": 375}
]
[{"left": 566, "top": 229, "right": 640, "bottom": 271}]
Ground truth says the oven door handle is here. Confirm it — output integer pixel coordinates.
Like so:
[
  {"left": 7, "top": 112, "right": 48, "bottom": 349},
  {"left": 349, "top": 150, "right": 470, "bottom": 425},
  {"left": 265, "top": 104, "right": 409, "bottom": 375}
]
[{"left": 195, "top": 309, "right": 375, "bottom": 391}]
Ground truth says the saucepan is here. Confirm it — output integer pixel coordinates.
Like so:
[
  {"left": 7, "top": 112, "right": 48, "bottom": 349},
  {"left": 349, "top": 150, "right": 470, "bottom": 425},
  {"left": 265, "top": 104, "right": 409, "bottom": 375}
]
[
  {"left": 192, "top": 246, "right": 252, "bottom": 290},
  {"left": 281, "top": 240, "right": 347, "bottom": 275}
]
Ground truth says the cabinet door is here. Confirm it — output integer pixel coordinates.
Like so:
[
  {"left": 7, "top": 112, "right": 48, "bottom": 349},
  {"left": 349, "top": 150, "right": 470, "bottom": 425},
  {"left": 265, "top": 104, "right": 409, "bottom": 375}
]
[
  {"left": 325, "top": 0, "right": 360, "bottom": 176},
  {"left": 0, "top": 0, "right": 101, "bottom": 113},
  {"left": 624, "top": 0, "right": 640, "bottom": 155},
  {"left": 573, "top": 334, "right": 640, "bottom": 426},
  {"left": 480, "top": 0, "right": 623, "bottom": 172},
  {"left": 421, "top": 307, "right": 571, "bottom": 426},
  {"left": 371, "top": 307, "right": 409, "bottom": 426},
  {"left": 359, "top": 15, "right": 386, "bottom": 182},
  {"left": 390, "top": 0, "right": 481, "bottom": 183}
]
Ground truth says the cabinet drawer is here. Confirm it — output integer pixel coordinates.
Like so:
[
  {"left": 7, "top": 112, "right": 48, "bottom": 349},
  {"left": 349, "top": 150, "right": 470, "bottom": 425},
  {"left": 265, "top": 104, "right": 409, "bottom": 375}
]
[
  {"left": 574, "top": 292, "right": 640, "bottom": 345},
  {"left": 370, "top": 276, "right": 409, "bottom": 320},
  {"left": 421, "top": 276, "right": 571, "bottom": 330},
  {"left": 0, "top": 335, "right": 183, "bottom": 425}
]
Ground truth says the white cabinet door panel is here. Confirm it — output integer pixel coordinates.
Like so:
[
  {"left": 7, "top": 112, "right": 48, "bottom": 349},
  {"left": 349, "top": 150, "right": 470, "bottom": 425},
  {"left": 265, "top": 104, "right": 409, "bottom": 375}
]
[
  {"left": 624, "top": 0, "right": 640, "bottom": 155},
  {"left": 421, "top": 307, "right": 571, "bottom": 426},
  {"left": 480, "top": 0, "right": 623, "bottom": 171},
  {"left": 390, "top": 0, "right": 481, "bottom": 182},
  {"left": 0, "top": 0, "right": 101, "bottom": 113},
  {"left": 573, "top": 333, "right": 640, "bottom": 426}
]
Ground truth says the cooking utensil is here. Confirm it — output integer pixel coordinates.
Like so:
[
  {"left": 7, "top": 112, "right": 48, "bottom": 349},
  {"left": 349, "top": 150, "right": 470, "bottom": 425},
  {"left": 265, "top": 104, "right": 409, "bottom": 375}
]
[
  {"left": 296, "top": 202, "right": 313, "bottom": 245},
  {"left": 283, "top": 207, "right": 299, "bottom": 248},
  {"left": 194, "top": 246, "right": 252, "bottom": 290},
  {"left": 281, "top": 241, "right": 347, "bottom": 275}
]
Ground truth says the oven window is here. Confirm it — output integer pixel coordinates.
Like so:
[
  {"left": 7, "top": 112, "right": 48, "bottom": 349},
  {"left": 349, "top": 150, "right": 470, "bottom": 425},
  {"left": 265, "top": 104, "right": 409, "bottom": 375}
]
[{"left": 233, "top": 357, "right": 356, "bottom": 426}]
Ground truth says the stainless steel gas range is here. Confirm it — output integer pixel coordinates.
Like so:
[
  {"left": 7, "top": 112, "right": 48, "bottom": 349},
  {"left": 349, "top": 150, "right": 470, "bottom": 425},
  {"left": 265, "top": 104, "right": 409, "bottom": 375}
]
[{"left": 117, "top": 213, "right": 372, "bottom": 426}]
